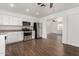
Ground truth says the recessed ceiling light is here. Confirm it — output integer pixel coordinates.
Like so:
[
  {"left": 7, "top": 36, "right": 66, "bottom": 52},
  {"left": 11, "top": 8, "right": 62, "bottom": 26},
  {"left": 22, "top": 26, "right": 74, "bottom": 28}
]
[
  {"left": 9, "top": 3, "right": 15, "bottom": 7},
  {"left": 36, "top": 12, "right": 39, "bottom": 15},
  {"left": 26, "top": 9, "right": 30, "bottom": 12}
]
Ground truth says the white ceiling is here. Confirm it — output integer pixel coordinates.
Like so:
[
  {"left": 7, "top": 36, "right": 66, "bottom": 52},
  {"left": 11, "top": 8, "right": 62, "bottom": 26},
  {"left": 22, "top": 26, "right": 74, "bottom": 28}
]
[{"left": 0, "top": 3, "right": 79, "bottom": 18}]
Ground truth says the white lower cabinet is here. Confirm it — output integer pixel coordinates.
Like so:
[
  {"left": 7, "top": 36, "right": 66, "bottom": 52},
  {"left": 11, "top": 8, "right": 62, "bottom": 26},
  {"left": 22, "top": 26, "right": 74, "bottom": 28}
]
[
  {"left": 6, "top": 32, "right": 23, "bottom": 44},
  {"left": 17, "top": 31, "right": 23, "bottom": 42},
  {"left": 6, "top": 32, "right": 18, "bottom": 44},
  {"left": 0, "top": 35, "right": 5, "bottom": 56}
]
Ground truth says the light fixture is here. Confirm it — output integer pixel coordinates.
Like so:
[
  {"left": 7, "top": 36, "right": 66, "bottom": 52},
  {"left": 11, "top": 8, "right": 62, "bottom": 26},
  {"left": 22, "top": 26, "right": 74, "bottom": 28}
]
[
  {"left": 36, "top": 12, "right": 39, "bottom": 15},
  {"left": 26, "top": 9, "right": 30, "bottom": 12},
  {"left": 9, "top": 3, "right": 15, "bottom": 8},
  {"left": 52, "top": 20, "right": 56, "bottom": 22}
]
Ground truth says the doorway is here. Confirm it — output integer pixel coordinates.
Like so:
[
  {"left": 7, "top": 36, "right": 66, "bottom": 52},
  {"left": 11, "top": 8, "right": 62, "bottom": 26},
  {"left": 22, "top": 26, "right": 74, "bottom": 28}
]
[
  {"left": 33, "top": 23, "right": 37, "bottom": 39},
  {"left": 46, "top": 17, "right": 63, "bottom": 41},
  {"left": 33, "top": 23, "right": 42, "bottom": 39}
]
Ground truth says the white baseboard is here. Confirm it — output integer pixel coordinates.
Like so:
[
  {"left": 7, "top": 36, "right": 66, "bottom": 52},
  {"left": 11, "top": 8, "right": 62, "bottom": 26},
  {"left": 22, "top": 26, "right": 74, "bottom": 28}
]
[{"left": 63, "top": 42, "right": 79, "bottom": 47}]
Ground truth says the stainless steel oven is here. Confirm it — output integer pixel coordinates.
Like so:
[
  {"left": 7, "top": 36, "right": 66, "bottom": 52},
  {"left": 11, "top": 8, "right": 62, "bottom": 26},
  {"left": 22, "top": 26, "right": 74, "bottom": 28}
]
[{"left": 22, "top": 21, "right": 32, "bottom": 41}]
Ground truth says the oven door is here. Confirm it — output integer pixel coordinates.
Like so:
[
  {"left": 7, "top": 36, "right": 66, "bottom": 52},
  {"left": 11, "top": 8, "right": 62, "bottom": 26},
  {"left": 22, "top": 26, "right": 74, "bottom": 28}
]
[{"left": 23, "top": 31, "right": 32, "bottom": 41}]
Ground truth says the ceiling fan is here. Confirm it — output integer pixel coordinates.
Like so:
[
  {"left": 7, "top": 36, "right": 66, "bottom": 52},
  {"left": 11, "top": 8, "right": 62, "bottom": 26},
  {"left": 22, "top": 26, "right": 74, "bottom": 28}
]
[{"left": 37, "top": 3, "right": 53, "bottom": 8}]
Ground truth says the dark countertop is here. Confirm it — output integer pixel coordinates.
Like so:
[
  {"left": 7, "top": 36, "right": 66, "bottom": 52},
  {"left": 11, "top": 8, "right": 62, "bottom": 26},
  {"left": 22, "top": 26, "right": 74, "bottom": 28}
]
[
  {"left": 0, "top": 25, "right": 32, "bottom": 31},
  {"left": 0, "top": 25, "right": 33, "bottom": 33}
]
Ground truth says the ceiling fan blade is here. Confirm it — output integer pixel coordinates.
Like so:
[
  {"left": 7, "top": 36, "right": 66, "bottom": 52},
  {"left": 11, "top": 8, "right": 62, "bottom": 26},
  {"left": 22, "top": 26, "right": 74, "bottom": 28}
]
[
  {"left": 40, "top": 4, "right": 46, "bottom": 7},
  {"left": 37, "top": 3, "right": 42, "bottom": 5},
  {"left": 50, "top": 3, "right": 53, "bottom": 8}
]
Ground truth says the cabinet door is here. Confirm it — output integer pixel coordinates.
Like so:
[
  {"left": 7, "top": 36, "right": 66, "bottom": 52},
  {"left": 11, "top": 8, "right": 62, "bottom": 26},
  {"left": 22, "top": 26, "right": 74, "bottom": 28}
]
[
  {"left": 6, "top": 32, "right": 18, "bottom": 44},
  {"left": 17, "top": 32, "right": 23, "bottom": 41},
  {"left": 6, "top": 32, "right": 23, "bottom": 44},
  {"left": 0, "top": 15, "right": 22, "bottom": 26},
  {"left": 11, "top": 17, "right": 18, "bottom": 25},
  {"left": 0, "top": 35, "right": 5, "bottom": 56},
  {"left": 0, "top": 15, "right": 3, "bottom": 25},
  {"left": 3, "top": 15, "right": 10, "bottom": 25},
  {"left": 2, "top": 15, "right": 18, "bottom": 25},
  {"left": 17, "top": 18, "right": 22, "bottom": 26}
]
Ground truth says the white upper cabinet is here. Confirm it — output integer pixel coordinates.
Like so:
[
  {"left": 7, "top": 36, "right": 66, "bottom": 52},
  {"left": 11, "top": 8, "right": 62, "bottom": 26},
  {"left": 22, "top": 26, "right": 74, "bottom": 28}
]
[
  {"left": 0, "top": 15, "right": 3, "bottom": 25},
  {"left": 2, "top": 15, "right": 10, "bottom": 25},
  {"left": 0, "top": 15, "right": 19, "bottom": 25},
  {"left": 0, "top": 14, "right": 37, "bottom": 26},
  {"left": 11, "top": 16, "right": 18, "bottom": 25},
  {"left": 17, "top": 18, "right": 22, "bottom": 26}
]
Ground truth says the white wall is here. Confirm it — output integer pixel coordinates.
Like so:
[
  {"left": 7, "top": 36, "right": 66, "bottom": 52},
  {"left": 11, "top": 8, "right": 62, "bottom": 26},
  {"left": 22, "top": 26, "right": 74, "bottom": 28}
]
[
  {"left": 62, "top": 14, "right": 79, "bottom": 47},
  {"left": 67, "top": 14, "right": 79, "bottom": 47},
  {"left": 42, "top": 21, "right": 47, "bottom": 39},
  {"left": 62, "top": 16, "right": 68, "bottom": 44},
  {"left": 46, "top": 17, "right": 63, "bottom": 34},
  {"left": 46, "top": 21, "right": 57, "bottom": 34}
]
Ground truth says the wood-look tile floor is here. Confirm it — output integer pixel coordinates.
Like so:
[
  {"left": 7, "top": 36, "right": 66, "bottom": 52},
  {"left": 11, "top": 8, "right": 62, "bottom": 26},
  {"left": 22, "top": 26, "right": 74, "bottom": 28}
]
[{"left": 6, "top": 33, "right": 79, "bottom": 56}]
